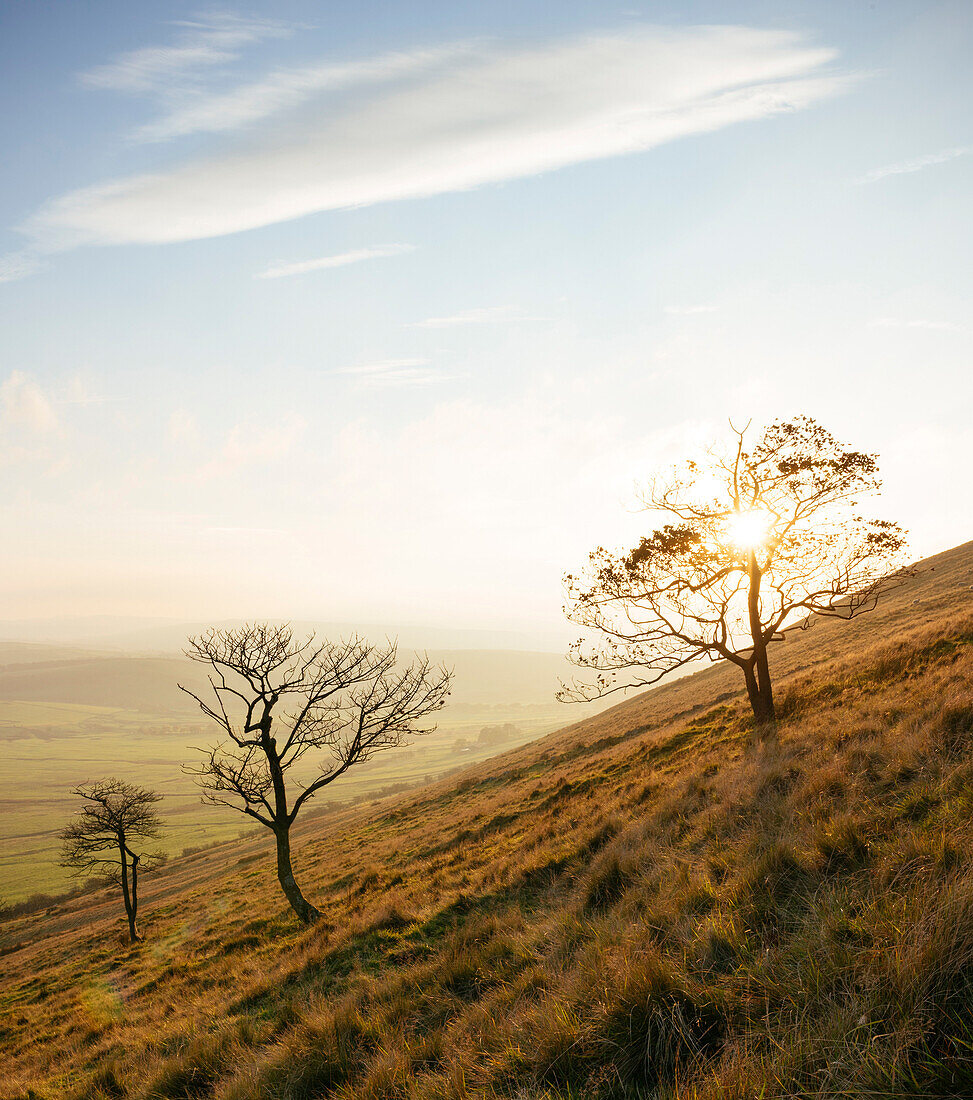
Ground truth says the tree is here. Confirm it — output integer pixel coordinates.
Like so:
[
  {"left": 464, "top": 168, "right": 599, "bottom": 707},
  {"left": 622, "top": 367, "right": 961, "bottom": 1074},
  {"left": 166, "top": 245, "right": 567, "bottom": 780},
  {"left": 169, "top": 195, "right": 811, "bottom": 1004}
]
[
  {"left": 478, "top": 723, "right": 518, "bottom": 746},
  {"left": 181, "top": 623, "right": 452, "bottom": 924},
  {"left": 561, "top": 417, "right": 908, "bottom": 733},
  {"left": 60, "top": 779, "right": 164, "bottom": 942}
]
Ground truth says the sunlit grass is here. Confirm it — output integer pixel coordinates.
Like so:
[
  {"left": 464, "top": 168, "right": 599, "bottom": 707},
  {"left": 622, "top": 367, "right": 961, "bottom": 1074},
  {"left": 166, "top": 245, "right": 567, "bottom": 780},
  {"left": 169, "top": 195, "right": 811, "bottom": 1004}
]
[{"left": 2, "top": 542, "right": 973, "bottom": 1098}]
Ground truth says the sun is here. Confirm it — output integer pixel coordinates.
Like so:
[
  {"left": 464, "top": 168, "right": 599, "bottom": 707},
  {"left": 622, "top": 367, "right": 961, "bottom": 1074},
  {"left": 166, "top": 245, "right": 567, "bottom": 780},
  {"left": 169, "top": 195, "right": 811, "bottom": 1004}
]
[{"left": 726, "top": 509, "right": 774, "bottom": 551}]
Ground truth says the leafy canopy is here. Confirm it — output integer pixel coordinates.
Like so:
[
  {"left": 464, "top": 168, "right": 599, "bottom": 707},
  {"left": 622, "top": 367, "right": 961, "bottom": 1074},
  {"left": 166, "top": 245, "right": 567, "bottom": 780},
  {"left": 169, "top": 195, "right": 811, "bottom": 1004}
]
[{"left": 562, "top": 417, "right": 907, "bottom": 701}]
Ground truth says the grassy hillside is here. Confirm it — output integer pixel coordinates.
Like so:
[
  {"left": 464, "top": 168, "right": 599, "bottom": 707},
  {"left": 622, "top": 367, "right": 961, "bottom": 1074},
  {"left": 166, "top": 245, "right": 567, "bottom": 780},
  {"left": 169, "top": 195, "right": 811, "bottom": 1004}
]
[{"left": 2, "top": 542, "right": 972, "bottom": 1099}]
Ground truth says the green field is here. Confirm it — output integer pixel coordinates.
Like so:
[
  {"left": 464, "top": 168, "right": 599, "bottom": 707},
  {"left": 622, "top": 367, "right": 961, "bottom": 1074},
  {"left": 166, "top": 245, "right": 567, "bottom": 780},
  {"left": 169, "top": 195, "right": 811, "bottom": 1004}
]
[
  {"left": 0, "top": 642, "right": 600, "bottom": 901},
  {"left": 0, "top": 697, "right": 578, "bottom": 901}
]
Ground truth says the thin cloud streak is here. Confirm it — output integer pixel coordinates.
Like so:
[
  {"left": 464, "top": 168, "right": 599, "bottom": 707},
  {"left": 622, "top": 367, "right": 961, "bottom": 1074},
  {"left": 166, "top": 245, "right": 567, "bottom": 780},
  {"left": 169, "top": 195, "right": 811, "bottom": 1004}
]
[
  {"left": 411, "top": 306, "right": 541, "bottom": 328},
  {"left": 81, "top": 12, "right": 292, "bottom": 94},
  {"left": 855, "top": 145, "right": 970, "bottom": 184},
  {"left": 664, "top": 304, "right": 719, "bottom": 315},
  {"left": 25, "top": 26, "right": 852, "bottom": 252},
  {"left": 255, "top": 244, "right": 414, "bottom": 280},
  {"left": 869, "top": 317, "right": 965, "bottom": 332},
  {"left": 335, "top": 359, "right": 447, "bottom": 386},
  {"left": 207, "top": 526, "right": 288, "bottom": 535}
]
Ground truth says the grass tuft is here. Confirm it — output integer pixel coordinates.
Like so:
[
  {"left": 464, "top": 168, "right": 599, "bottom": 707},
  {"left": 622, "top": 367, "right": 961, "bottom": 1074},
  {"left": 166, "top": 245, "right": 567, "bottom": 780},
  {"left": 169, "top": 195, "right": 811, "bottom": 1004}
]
[{"left": 815, "top": 814, "right": 870, "bottom": 871}]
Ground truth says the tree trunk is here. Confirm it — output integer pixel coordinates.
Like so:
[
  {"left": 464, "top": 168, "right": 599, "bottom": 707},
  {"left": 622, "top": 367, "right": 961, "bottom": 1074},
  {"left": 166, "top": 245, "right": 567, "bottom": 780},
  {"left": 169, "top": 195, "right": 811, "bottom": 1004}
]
[
  {"left": 741, "top": 664, "right": 776, "bottom": 736},
  {"left": 263, "top": 726, "right": 320, "bottom": 924},
  {"left": 274, "top": 824, "right": 320, "bottom": 924},
  {"left": 118, "top": 839, "right": 139, "bottom": 942},
  {"left": 746, "top": 550, "right": 777, "bottom": 738},
  {"left": 753, "top": 636, "right": 775, "bottom": 721},
  {"left": 129, "top": 851, "right": 140, "bottom": 941},
  {"left": 752, "top": 681, "right": 776, "bottom": 733}
]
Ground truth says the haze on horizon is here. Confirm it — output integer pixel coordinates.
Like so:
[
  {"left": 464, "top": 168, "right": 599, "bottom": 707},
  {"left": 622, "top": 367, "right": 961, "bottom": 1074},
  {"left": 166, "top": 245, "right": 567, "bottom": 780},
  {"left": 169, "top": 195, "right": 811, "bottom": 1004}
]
[{"left": 0, "top": 0, "right": 970, "bottom": 643}]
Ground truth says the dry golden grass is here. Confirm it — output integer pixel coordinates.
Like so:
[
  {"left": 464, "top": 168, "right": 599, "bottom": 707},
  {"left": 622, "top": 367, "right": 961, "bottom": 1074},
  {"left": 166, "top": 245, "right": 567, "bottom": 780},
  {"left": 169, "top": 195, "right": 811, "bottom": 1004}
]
[{"left": 2, "top": 540, "right": 973, "bottom": 1099}]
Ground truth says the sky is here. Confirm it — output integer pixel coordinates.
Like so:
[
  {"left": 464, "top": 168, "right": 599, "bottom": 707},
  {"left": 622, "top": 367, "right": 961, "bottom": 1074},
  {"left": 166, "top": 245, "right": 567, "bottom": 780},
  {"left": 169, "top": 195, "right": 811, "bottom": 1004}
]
[{"left": 0, "top": 0, "right": 970, "bottom": 647}]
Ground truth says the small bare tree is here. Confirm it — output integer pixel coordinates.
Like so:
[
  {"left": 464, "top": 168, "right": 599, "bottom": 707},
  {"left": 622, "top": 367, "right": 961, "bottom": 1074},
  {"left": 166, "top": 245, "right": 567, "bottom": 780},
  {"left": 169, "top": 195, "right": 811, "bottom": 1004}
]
[
  {"left": 561, "top": 417, "right": 908, "bottom": 734},
  {"left": 181, "top": 624, "right": 452, "bottom": 924},
  {"left": 60, "top": 779, "right": 164, "bottom": 942}
]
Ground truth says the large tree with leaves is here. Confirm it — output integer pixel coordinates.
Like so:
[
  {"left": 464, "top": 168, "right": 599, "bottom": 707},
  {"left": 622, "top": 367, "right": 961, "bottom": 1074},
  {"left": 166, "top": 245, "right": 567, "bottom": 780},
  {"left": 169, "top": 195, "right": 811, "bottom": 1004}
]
[
  {"left": 561, "top": 417, "right": 907, "bottom": 733},
  {"left": 182, "top": 624, "right": 452, "bottom": 924},
  {"left": 60, "top": 779, "right": 164, "bottom": 942}
]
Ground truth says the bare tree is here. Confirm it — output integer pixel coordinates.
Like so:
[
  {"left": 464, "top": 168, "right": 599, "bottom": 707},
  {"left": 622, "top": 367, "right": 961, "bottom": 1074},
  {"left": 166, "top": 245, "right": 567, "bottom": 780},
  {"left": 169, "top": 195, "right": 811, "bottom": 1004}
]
[
  {"left": 60, "top": 779, "right": 164, "bottom": 941},
  {"left": 561, "top": 417, "right": 908, "bottom": 734},
  {"left": 181, "top": 624, "right": 452, "bottom": 924}
]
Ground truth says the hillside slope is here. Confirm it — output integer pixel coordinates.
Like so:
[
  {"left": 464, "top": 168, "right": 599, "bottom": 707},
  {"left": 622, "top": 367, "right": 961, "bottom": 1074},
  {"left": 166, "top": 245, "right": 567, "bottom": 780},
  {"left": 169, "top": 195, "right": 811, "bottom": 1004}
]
[{"left": 2, "top": 542, "right": 973, "bottom": 1099}]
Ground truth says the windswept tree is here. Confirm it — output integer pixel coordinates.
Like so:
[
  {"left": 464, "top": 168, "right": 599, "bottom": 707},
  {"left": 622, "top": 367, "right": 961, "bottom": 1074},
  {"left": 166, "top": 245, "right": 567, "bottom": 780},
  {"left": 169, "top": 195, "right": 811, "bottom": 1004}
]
[
  {"left": 181, "top": 624, "right": 452, "bottom": 924},
  {"left": 60, "top": 779, "right": 164, "bottom": 942},
  {"left": 561, "top": 417, "right": 908, "bottom": 733}
]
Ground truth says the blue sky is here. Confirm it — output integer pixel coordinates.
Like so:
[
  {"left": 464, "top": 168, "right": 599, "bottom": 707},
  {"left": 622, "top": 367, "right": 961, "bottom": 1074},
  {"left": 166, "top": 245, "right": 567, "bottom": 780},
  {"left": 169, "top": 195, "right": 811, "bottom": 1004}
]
[{"left": 0, "top": 1, "right": 970, "bottom": 643}]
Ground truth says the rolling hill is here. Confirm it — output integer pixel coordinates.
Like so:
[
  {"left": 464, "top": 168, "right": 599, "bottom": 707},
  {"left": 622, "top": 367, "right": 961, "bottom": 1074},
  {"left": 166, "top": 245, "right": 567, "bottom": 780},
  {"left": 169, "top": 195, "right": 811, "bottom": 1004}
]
[
  {"left": 0, "top": 617, "right": 567, "bottom": 657},
  {"left": 0, "top": 645, "right": 582, "bottom": 713},
  {"left": 1, "top": 541, "right": 972, "bottom": 1099}
]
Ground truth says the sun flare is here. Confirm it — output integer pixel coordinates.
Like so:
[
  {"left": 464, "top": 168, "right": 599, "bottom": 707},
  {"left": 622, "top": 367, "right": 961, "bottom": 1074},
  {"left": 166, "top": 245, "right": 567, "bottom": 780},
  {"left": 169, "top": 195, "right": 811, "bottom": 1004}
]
[{"left": 726, "top": 508, "right": 774, "bottom": 550}]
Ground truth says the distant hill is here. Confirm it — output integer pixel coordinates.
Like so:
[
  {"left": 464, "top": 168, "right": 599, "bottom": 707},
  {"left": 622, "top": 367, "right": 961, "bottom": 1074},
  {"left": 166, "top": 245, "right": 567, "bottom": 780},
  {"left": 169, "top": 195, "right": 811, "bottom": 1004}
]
[
  {"left": 0, "top": 640, "right": 117, "bottom": 667},
  {"left": 0, "top": 615, "right": 177, "bottom": 647},
  {"left": 0, "top": 655, "right": 199, "bottom": 714},
  {"left": 0, "top": 647, "right": 578, "bottom": 714},
  {"left": 0, "top": 615, "right": 568, "bottom": 655}
]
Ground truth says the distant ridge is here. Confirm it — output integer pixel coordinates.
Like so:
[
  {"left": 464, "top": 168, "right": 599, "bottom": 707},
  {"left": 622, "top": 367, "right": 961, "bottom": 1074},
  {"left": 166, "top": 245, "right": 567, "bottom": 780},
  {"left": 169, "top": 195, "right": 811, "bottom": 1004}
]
[
  {"left": 0, "top": 647, "right": 581, "bottom": 712},
  {"left": 0, "top": 615, "right": 567, "bottom": 655}
]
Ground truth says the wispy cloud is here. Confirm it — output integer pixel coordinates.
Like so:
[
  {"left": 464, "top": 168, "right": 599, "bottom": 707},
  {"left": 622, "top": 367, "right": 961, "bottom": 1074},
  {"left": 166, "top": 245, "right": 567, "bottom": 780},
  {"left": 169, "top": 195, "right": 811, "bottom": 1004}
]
[
  {"left": 255, "top": 243, "right": 414, "bottom": 280},
  {"left": 23, "top": 25, "right": 851, "bottom": 252},
  {"left": 56, "top": 377, "right": 122, "bottom": 407},
  {"left": 206, "top": 526, "right": 287, "bottom": 535},
  {"left": 410, "top": 306, "right": 539, "bottom": 328},
  {"left": 335, "top": 359, "right": 447, "bottom": 387},
  {"left": 81, "top": 12, "right": 292, "bottom": 94},
  {"left": 1, "top": 372, "right": 58, "bottom": 433},
  {"left": 855, "top": 145, "right": 971, "bottom": 185},
  {"left": 0, "top": 250, "right": 45, "bottom": 284},
  {"left": 168, "top": 409, "right": 199, "bottom": 446},
  {"left": 200, "top": 410, "right": 306, "bottom": 478},
  {"left": 664, "top": 304, "right": 719, "bottom": 316},
  {"left": 137, "top": 44, "right": 472, "bottom": 142},
  {"left": 868, "top": 317, "right": 965, "bottom": 333}
]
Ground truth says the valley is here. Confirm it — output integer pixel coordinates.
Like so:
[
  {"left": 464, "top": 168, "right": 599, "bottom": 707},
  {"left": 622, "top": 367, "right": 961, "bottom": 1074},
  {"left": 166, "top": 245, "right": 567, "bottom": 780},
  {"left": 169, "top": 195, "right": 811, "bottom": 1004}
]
[{"left": 0, "top": 645, "right": 596, "bottom": 900}]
